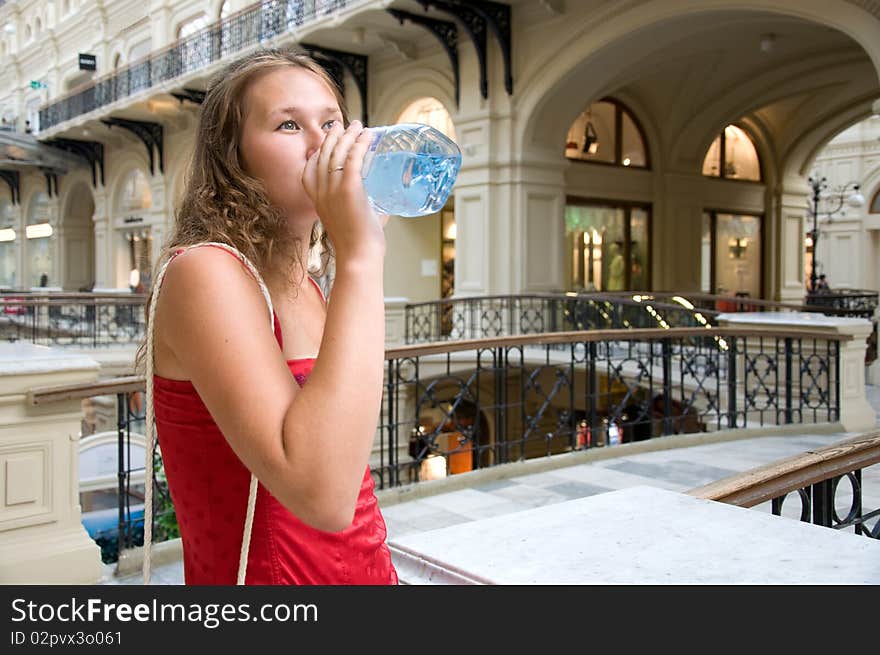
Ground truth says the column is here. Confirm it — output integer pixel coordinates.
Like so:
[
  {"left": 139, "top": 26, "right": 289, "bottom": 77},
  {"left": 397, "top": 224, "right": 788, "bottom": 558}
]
[
  {"left": 92, "top": 188, "right": 110, "bottom": 289},
  {"left": 453, "top": 117, "right": 567, "bottom": 296},
  {"left": 0, "top": 343, "right": 102, "bottom": 583},
  {"left": 659, "top": 172, "right": 706, "bottom": 292},
  {"left": 773, "top": 177, "right": 810, "bottom": 303}
]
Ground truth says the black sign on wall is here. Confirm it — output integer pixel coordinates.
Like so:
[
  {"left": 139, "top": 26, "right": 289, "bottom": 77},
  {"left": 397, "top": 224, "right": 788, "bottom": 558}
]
[{"left": 78, "top": 53, "right": 97, "bottom": 71}]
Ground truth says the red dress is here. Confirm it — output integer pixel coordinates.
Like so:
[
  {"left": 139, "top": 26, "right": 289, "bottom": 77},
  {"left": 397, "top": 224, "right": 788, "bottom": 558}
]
[{"left": 152, "top": 248, "right": 397, "bottom": 585}]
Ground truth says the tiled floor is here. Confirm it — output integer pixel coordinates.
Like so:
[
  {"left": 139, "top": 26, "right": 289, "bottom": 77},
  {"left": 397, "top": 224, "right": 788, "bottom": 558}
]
[{"left": 106, "top": 387, "right": 880, "bottom": 585}]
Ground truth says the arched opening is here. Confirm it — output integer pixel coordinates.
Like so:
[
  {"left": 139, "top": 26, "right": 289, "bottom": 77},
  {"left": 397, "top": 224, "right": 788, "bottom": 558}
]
[
  {"left": 25, "top": 191, "right": 52, "bottom": 288},
  {"left": 62, "top": 181, "right": 95, "bottom": 291},
  {"left": 702, "top": 125, "right": 762, "bottom": 181},
  {"left": 565, "top": 97, "right": 649, "bottom": 168},
  {"left": 520, "top": 2, "right": 879, "bottom": 297},
  {"left": 872, "top": 187, "right": 880, "bottom": 214},
  {"left": 114, "top": 169, "right": 152, "bottom": 290}
]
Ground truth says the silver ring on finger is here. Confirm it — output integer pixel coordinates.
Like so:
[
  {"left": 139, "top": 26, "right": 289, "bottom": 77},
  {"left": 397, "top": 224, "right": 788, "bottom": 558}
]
[{"left": 329, "top": 165, "right": 345, "bottom": 173}]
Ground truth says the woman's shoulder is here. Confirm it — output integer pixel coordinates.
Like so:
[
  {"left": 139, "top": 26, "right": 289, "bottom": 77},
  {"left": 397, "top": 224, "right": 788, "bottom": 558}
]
[{"left": 157, "top": 245, "right": 268, "bottom": 319}]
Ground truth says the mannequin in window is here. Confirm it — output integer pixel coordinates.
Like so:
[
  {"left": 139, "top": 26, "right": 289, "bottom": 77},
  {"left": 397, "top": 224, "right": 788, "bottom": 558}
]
[{"left": 606, "top": 242, "right": 626, "bottom": 291}]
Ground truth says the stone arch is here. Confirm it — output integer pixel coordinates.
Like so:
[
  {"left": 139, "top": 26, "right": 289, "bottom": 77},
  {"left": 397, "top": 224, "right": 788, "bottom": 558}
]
[
  {"left": 371, "top": 68, "right": 457, "bottom": 128},
  {"left": 517, "top": 0, "right": 880, "bottom": 159}
]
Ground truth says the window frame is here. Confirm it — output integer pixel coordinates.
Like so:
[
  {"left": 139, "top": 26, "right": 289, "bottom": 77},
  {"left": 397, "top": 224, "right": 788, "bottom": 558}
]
[
  {"left": 702, "top": 124, "right": 763, "bottom": 183},
  {"left": 565, "top": 97, "right": 651, "bottom": 170}
]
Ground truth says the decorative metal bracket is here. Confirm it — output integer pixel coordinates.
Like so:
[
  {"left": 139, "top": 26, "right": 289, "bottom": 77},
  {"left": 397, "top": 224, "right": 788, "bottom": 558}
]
[
  {"left": 101, "top": 117, "right": 164, "bottom": 175},
  {"left": 0, "top": 170, "right": 20, "bottom": 204},
  {"left": 300, "top": 44, "right": 369, "bottom": 125},
  {"left": 416, "top": 0, "right": 488, "bottom": 100},
  {"left": 170, "top": 88, "right": 206, "bottom": 106},
  {"left": 45, "top": 138, "right": 105, "bottom": 187},
  {"left": 387, "top": 9, "right": 460, "bottom": 107},
  {"left": 40, "top": 169, "right": 60, "bottom": 198},
  {"left": 448, "top": 0, "right": 513, "bottom": 95}
]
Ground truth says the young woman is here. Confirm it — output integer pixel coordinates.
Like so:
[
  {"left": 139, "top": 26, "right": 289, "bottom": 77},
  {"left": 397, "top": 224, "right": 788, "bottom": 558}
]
[{"left": 138, "top": 48, "right": 397, "bottom": 585}]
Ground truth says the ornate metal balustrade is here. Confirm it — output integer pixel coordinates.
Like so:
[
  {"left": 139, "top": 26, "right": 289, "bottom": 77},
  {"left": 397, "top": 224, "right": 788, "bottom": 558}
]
[
  {"left": 372, "top": 327, "right": 844, "bottom": 489},
  {"left": 405, "top": 293, "right": 716, "bottom": 344},
  {"left": 0, "top": 294, "right": 146, "bottom": 347},
  {"left": 39, "top": 0, "right": 351, "bottom": 131},
  {"left": 688, "top": 431, "right": 880, "bottom": 539},
  {"left": 28, "top": 325, "right": 846, "bottom": 561}
]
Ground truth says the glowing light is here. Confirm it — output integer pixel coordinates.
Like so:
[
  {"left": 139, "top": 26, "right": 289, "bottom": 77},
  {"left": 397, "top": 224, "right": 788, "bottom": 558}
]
[
  {"left": 0, "top": 228, "right": 15, "bottom": 242},
  {"left": 418, "top": 454, "right": 447, "bottom": 481},
  {"left": 672, "top": 296, "right": 694, "bottom": 310},
  {"left": 26, "top": 223, "right": 52, "bottom": 239}
]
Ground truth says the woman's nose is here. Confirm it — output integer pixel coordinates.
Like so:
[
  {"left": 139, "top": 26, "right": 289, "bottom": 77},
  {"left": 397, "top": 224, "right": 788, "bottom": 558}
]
[{"left": 305, "top": 126, "right": 326, "bottom": 160}]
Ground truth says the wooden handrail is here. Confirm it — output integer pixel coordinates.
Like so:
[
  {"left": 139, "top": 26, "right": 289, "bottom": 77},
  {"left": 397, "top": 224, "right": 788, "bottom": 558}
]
[
  {"left": 27, "top": 325, "right": 851, "bottom": 404},
  {"left": 687, "top": 431, "right": 880, "bottom": 507}
]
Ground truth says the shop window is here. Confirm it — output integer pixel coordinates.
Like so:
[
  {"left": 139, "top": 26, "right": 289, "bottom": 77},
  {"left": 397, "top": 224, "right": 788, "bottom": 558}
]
[
  {"left": 0, "top": 198, "right": 15, "bottom": 288},
  {"left": 120, "top": 169, "right": 152, "bottom": 212},
  {"left": 565, "top": 98, "right": 649, "bottom": 168},
  {"left": 701, "top": 211, "right": 763, "bottom": 298},
  {"left": 702, "top": 125, "right": 761, "bottom": 181},
  {"left": 26, "top": 192, "right": 51, "bottom": 288},
  {"left": 565, "top": 200, "right": 650, "bottom": 292}
]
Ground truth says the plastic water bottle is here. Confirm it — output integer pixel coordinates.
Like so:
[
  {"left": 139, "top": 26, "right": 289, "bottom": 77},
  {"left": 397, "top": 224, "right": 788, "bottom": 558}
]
[{"left": 361, "top": 123, "right": 462, "bottom": 218}]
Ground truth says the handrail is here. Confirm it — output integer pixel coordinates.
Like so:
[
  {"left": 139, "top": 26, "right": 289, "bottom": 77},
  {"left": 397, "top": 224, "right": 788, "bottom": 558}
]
[
  {"left": 686, "top": 431, "right": 880, "bottom": 507},
  {"left": 27, "top": 325, "right": 852, "bottom": 404}
]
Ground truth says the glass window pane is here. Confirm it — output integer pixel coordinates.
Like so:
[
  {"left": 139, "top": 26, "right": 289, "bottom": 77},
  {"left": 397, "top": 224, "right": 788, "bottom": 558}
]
[
  {"left": 723, "top": 125, "right": 761, "bottom": 181},
  {"left": 630, "top": 208, "right": 649, "bottom": 290},
  {"left": 701, "top": 212, "right": 711, "bottom": 293},
  {"left": 120, "top": 170, "right": 152, "bottom": 212},
  {"left": 28, "top": 237, "right": 51, "bottom": 287},
  {"left": 0, "top": 240, "right": 15, "bottom": 287},
  {"left": 564, "top": 204, "right": 626, "bottom": 291},
  {"left": 714, "top": 213, "right": 761, "bottom": 297},
  {"left": 621, "top": 112, "right": 647, "bottom": 168},
  {"left": 871, "top": 189, "right": 880, "bottom": 214},
  {"left": 565, "top": 101, "right": 615, "bottom": 164},
  {"left": 27, "top": 191, "right": 49, "bottom": 225},
  {"left": 702, "top": 135, "right": 721, "bottom": 177}
]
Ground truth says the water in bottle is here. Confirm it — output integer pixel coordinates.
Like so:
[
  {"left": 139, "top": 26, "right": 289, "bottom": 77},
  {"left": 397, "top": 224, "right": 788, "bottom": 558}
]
[{"left": 361, "top": 123, "right": 462, "bottom": 218}]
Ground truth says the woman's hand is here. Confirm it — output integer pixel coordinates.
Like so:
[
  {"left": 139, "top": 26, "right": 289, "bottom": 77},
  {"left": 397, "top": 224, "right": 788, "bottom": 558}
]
[{"left": 302, "top": 120, "right": 386, "bottom": 259}]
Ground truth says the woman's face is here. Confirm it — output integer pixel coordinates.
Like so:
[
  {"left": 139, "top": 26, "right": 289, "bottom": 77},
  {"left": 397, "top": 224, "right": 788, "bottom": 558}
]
[{"left": 239, "top": 66, "right": 344, "bottom": 225}]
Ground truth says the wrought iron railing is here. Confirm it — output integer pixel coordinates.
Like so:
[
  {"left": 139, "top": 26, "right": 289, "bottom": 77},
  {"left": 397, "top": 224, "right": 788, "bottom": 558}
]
[
  {"left": 804, "top": 288, "right": 879, "bottom": 316},
  {"left": 0, "top": 293, "right": 146, "bottom": 347},
  {"left": 688, "top": 431, "right": 880, "bottom": 539},
  {"left": 39, "top": 0, "right": 351, "bottom": 131},
  {"left": 29, "top": 325, "right": 846, "bottom": 559},
  {"left": 372, "top": 327, "right": 843, "bottom": 489},
  {"left": 405, "top": 293, "right": 717, "bottom": 344}
]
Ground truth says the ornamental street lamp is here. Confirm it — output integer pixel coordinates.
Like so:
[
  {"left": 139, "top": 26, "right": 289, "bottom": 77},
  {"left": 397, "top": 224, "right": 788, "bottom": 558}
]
[{"left": 806, "top": 175, "right": 865, "bottom": 294}]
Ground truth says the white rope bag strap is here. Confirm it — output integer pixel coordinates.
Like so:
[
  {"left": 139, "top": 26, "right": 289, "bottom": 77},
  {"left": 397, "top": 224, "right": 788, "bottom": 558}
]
[{"left": 143, "top": 241, "right": 274, "bottom": 585}]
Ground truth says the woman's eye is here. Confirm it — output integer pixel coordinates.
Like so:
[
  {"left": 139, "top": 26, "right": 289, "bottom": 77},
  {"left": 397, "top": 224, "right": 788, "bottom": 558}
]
[
  {"left": 323, "top": 119, "right": 338, "bottom": 130},
  {"left": 278, "top": 119, "right": 299, "bottom": 131}
]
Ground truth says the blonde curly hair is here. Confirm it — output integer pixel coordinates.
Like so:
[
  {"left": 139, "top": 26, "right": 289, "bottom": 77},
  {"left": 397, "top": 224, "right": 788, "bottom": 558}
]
[{"left": 135, "top": 47, "right": 347, "bottom": 373}]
